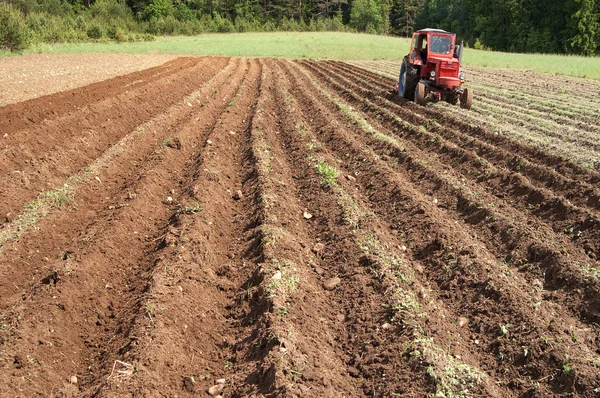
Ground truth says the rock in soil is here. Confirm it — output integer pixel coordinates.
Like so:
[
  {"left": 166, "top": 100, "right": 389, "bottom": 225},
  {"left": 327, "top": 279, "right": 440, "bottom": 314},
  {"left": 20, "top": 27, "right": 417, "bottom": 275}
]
[
  {"left": 208, "top": 383, "right": 224, "bottom": 395},
  {"left": 271, "top": 270, "right": 282, "bottom": 280},
  {"left": 323, "top": 277, "right": 341, "bottom": 291},
  {"left": 312, "top": 242, "right": 325, "bottom": 253}
]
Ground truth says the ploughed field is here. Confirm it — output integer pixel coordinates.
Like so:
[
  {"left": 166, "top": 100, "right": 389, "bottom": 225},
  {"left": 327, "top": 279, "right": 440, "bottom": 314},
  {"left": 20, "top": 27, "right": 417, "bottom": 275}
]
[{"left": 0, "top": 57, "right": 599, "bottom": 397}]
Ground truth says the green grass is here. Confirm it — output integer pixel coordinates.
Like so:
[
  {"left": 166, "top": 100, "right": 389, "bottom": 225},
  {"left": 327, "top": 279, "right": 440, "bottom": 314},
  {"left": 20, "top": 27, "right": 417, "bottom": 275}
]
[
  {"left": 2, "top": 31, "right": 598, "bottom": 79},
  {"left": 464, "top": 48, "right": 600, "bottom": 80},
  {"left": 21, "top": 32, "right": 412, "bottom": 60}
]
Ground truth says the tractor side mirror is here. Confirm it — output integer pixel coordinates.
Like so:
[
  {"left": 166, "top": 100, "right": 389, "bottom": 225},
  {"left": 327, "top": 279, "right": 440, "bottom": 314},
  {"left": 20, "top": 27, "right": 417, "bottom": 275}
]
[
  {"left": 453, "top": 42, "right": 464, "bottom": 61},
  {"left": 454, "top": 45, "right": 461, "bottom": 59}
]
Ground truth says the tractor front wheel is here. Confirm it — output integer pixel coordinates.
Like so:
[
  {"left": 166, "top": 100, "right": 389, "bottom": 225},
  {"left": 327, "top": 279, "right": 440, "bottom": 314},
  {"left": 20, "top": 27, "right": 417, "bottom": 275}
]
[
  {"left": 414, "top": 82, "right": 426, "bottom": 106},
  {"left": 460, "top": 87, "right": 473, "bottom": 109},
  {"left": 399, "top": 58, "right": 418, "bottom": 100}
]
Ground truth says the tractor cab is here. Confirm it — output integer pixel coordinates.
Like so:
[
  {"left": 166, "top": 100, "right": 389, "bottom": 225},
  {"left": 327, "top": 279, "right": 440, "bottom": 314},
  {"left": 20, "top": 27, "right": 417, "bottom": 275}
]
[{"left": 408, "top": 29, "right": 463, "bottom": 90}]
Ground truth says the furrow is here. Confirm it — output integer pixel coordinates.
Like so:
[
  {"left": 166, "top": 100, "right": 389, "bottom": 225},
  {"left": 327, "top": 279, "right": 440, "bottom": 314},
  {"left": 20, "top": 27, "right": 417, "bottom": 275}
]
[{"left": 290, "top": 59, "right": 600, "bottom": 396}]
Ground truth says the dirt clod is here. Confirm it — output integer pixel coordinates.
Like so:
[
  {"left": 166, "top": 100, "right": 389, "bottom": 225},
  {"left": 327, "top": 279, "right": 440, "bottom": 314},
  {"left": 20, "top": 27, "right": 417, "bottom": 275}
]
[
  {"left": 182, "top": 376, "right": 195, "bottom": 392},
  {"left": 165, "top": 137, "right": 182, "bottom": 150},
  {"left": 5, "top": 212, "right": 14, "bottom": 223},
  {"left": 323, "top": 277, "right": 341, "bottom": 291},
  {"left": 232, "top": 190, "right": 243, "bottom": 200},
  {"left": 40, "top": 272, "right": 59, "bottom": 285}
]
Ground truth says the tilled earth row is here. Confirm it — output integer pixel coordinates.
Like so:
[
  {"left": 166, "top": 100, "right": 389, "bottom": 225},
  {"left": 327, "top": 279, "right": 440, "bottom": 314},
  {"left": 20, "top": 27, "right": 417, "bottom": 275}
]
[
  {"left": 0, "top": 57, "right": 599, "bottom": 397},
  {"left": 351, "top": 60, "right": 600, "bottom": 170}
]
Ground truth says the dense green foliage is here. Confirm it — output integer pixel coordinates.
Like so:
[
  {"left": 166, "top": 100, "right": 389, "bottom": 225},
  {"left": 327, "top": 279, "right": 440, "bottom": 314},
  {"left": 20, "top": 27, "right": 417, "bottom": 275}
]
[
  {"left": 0, "top": 0, "right": 598, "bottom": 55},
  {"left": 0, "top": 2, "right": 31, "bottom": 50},
  {"left": 409, "top": 0, "right": 599, "bottom": 55}
]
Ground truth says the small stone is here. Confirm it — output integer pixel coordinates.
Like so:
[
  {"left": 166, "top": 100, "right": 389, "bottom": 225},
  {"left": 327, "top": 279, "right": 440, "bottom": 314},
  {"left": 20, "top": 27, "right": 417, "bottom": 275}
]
[
  {"left": 271, "top": 270, "right": 282, "bottom": 281},
  {"left": 69, "top": 375, "right": 78, "bottom": 384},
  {"left": 458, "top": 317, "right": 469, "bottom": 327},
  {"left": 346, "top": 175, "right": 356, "bottom": 182},
  {"left": 215, "top": 378, "right": 226, "bottom": 384},
  {"left": 208, "top": 384, "right": 224, "bottom": 396},
  {"left": 232, "top": 190, "right": 243, "bottom": 200},
  {"left": 323, "top": 277, "right": 341, "bottom": 291},
  {"left": 312, "top": 243, "right": 325, "bottom": 253},
  {"left": 303, "top": 211, "right": 313, "bottom": 219}
]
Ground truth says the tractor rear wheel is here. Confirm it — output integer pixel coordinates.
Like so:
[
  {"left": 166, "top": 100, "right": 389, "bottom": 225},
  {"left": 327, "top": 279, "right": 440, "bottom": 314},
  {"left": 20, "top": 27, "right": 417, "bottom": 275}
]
[
  {"left": 460, "top": 87, "right": 473, "bottom": 109},
  {"left": 399, "top": 57, "right": 418, "bottom": 100},
  {"left": 414, "top": 82, "right": 426, "bottom": 105}
]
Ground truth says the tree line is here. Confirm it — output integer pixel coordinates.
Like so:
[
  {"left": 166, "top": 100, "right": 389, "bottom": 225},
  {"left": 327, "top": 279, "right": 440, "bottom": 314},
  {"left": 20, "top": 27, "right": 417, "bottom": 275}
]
[{"left": 1, "top": 0, "right": 598, "bottom": 55}]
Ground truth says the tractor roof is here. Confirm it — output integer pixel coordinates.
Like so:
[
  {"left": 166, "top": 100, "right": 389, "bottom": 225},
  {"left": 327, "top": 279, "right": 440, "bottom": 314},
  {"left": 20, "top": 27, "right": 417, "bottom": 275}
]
[{"left": 416, "top": 28, "right": 455, "bottom": 35}]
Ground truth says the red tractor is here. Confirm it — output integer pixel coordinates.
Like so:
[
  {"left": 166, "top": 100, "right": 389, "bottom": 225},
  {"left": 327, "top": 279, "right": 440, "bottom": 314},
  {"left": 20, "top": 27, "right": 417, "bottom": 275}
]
[{"left": 398, "top": 28, "right": 472, "bottom": 109}]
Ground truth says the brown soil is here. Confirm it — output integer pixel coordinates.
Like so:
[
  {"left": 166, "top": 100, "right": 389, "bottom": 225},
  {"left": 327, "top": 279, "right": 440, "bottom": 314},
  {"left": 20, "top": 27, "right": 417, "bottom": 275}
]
[
  {"left": 0, "top": 53, "right": 177, "bottom": 106},
  {"left": 0, "top": 57, "right": 599, "bottom": 398}
]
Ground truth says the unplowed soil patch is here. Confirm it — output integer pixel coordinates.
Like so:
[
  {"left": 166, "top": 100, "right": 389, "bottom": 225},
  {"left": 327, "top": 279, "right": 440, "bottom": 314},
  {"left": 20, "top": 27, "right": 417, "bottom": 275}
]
[
  {"left": 0, "top": 53, "right": 177, "bottom": 106},
  {"left": 1, "top": 57, "right": 599, "bottom": 398}
]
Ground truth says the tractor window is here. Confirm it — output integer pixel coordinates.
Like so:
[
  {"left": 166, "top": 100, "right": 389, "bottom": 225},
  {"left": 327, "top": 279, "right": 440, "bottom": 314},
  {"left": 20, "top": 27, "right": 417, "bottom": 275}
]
[{"left": 430, "top": 36, "right": 452, "bottom": 54}]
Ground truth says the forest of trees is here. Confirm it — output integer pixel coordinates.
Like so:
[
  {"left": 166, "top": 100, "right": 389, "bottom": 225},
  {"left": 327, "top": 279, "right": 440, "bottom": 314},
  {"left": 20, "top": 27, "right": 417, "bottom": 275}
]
[{"left": 1, "top": 0, "right": 599, "bottom": 55}]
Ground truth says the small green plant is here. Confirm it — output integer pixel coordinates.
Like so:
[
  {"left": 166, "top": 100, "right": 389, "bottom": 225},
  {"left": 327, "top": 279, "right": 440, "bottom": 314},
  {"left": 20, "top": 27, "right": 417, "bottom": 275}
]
[
  {"left": 562, "top": 354, "right": 572, "bottom": 375},
  {"left": 315, "top": 161, "right": 338, "bottom": 187},
  {"left": 44, "top": 186, "right": 71, "bottom": 207},
  {"left": 182, "top": 204, "right": 202, "bottom": 214},
  {"left": 278, "top": 307, "right": 290, "bottom": 316},
  {"left": 160, "top": 136, "right": 173, "bottom": 147}
]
